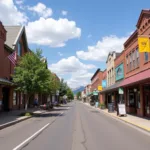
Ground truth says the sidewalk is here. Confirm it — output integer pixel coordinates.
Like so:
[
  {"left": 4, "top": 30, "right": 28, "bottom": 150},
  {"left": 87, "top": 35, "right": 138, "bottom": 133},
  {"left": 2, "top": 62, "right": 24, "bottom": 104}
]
[
  {"left": 0, "top": 108, "right": 45, "bottom": 130},
  {"left": 84, "top": 102, "right": 150, "bottom": 132}
]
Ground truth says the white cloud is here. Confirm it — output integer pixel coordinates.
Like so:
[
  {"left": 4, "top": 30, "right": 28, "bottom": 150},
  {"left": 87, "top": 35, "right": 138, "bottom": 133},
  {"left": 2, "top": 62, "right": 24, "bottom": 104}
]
[
  {"left": 28, "top": 2, "right": 53, "bottom": 18},
  {"left": 77, "top": 35, "right": 128, "bottom": 61},
  {"left": 49, "top": 56, "right": 95, "bottom": 75},
  {"left": 26, "top": 17, "right": 81, "bottom": 47},
  {"left": 15, "top": 0, "right": 24, "bottom": 5},
  {"left": 61, "top": 10, "right": 68, "bottom": 16},
  {"left": 0, "top": 0, "right": 28, "bottom": 25},
  {"left": 67, "top": 70, "right": 93, "bottom": 88},
  {"left": 58, "top": 52, "right": 63, "bottom": 56},
  {"left": 49, "top": 56, "right": 95, "bottom": 88}
]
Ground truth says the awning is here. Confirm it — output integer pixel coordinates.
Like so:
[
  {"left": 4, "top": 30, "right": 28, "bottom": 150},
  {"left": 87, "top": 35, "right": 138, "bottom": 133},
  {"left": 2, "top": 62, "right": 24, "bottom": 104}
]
[
  {"left": 120, "top": 69, "right": 150, "bottom": 87},
  {"left": 0, "top": 78, "right": 14, "bottom": 85},
  {"left": 100, "top": 81, "right": 122, "bottom": 93}
]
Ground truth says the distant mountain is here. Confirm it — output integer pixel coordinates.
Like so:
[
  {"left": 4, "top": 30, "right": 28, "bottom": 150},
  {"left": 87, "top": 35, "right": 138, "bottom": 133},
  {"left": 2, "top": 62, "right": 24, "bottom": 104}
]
[{"left": 73, "top": 86, "right": 85, "bottom": 95}]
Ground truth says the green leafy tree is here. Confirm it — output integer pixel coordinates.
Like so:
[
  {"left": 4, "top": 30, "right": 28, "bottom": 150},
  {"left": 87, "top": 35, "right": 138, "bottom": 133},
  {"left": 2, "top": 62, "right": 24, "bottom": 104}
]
[
  {"left": 66, "top": 88, "right": 74, "bottom": 100},
  {"left": 59, "top": 79, "right": 68, "bottom": 97},
  {"left": 13, "top": 49, "right": 51, "bottom": 110}
]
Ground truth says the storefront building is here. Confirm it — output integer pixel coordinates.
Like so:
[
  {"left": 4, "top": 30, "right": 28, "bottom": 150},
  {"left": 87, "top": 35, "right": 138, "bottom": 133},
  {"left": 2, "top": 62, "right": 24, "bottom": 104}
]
[
  {"left": 101, "top": 51, "right": 121, "bottom": 110},
  {"left": 0, "top": 22, "right": 29, "bottom": 111},
  {"left": 90, "top": 69, "right": 103, "bottom": 103},
  {"left": 120, "top": 10, "right": 150, "bottom": 117}
]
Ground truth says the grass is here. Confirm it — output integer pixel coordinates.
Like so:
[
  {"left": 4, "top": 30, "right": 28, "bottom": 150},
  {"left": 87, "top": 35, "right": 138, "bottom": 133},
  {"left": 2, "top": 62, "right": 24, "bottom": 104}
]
[{"left": 19, "top": 112, "right": 33, "bottom": 117}]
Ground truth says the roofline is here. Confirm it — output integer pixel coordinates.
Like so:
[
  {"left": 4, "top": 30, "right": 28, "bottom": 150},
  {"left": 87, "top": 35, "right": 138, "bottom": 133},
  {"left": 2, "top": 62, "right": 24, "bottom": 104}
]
[
  {"left": 91, "top": 68, "right": 101, "bottom": 81},
  {"left": 106, "top": 51, "right": 116, "bottom": 63},
  {"left": 13, "top": 26, "right": 29, "bottom": 51},
  {"left": 136, "top": 9, "right": 150, "bottom": 28},
  {"left": 4, "top": 44, "right": 13, "bottom": 53},
  {"left": 124, "top": 30, "right": 138, "bottom": 47}
]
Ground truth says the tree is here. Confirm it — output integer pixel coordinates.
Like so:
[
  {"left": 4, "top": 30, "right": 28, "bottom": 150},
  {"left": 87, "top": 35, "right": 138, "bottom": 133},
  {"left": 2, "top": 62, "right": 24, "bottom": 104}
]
[
  {"left": 59, "top": 79, "right": 68, "bottom": 97},
  {"left": 76, "top": 91, "right": 81, "bottom": 100},
  {"left": 13, "top": 49, "right": 51, "bottom": 110},
  {"left": 66, "top": 88, "right": 74, "bottom": 100}
]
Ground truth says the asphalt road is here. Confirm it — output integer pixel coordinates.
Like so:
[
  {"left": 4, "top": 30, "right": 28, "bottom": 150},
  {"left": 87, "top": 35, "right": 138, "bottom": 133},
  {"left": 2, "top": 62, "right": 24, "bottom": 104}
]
[
  {"left": 21, "top": 101, "right": 150, "bottom": 150},
  {"left": 1, "top": 101, "right": 150, "bottom": 150}
]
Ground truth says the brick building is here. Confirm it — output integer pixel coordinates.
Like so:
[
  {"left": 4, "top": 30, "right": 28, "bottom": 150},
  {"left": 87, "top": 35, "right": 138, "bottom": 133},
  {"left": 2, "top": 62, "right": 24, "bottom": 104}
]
[
  {"left": 0, "top": 22, "right": 29, "bottom": 111},
  {"left": 119, "top": 10, "right": 150, "bottom": 117}
]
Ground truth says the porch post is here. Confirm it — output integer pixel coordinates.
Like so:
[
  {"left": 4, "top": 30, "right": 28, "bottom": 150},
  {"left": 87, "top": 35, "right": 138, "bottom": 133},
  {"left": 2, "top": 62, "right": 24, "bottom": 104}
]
[{"left": 140, "top": 84, "right": 144, "bottom": 117}]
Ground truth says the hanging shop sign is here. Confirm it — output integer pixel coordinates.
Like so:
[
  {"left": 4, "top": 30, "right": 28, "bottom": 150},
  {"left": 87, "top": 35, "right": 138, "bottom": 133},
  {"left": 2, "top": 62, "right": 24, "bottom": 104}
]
[
  {"left": 98, "top": 85, "right": 102, "bottom": 91},
  {"left": 118, "top": 88, "right": 124, "bottom": 94},
  {"left": 138, "top": 36, "right": 150, "bottom": 52},
  {"left": 118, "top": 104, "right": 126, "bottom": 116}
]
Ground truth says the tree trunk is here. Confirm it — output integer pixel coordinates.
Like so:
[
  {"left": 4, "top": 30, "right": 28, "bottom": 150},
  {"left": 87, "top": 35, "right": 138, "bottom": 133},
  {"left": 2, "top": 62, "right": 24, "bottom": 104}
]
[{"left": 25, "top": 94, "right": 29, "bottom": 110}]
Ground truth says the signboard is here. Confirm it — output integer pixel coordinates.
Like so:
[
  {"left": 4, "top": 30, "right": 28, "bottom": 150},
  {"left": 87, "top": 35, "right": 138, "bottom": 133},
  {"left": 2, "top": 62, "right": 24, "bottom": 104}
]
[
  {"left": 115, "top": 63, "right": 124, "bottom": 81},
  {"left": 138, "top": 36, "right": 150, "bottom": 52},
  {"left": 118, "top": 88, "right": 124, "bottom": 94},
  {"left": 102, "top": 80, "right": 107, "bottom": 88},
  {"left": 98, "top": 85, "right": 102, "bottom": 91},
  {"left": 118, "top": 104, "right": 126, "bottom": 116},
  {"left": 93, "top": 91, "right": 98, "bottom": 96}
]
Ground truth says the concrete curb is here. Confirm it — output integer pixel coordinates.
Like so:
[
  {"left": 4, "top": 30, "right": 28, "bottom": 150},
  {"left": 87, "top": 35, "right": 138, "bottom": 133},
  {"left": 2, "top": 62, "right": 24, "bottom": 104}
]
[
  {"left": 0, "top": 111, "right": 46, "bottom": 130},
  {"left": 0, "top": 116, "right": 32, "bottom": 130},
  {"left": 83, "top": 102, "right": 150, "bottom": 132}
]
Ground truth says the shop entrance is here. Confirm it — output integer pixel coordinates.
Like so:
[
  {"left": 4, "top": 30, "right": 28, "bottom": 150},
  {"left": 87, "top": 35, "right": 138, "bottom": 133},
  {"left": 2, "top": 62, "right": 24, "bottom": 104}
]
[
  {"left": 2, "top": 87, "right": 10, "bottom": 111},
  {"left": 144, "top": 85, "right": 150, "bottom": 117}
]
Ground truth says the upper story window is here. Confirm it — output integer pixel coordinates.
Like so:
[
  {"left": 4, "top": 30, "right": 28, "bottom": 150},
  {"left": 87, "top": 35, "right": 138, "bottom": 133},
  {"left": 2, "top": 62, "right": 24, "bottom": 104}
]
[
  {"left": 126, "top": 55, "right": 128, "bottom": 72},
  {"left": 132, "top": 51, "right": 135, "bottom": 69},
  {"left": 136, "top": 48, "right": 139, "bottom": 67},
  {"left": 144, "top": 52, "right": 149, "bottom": 62},
  {"left": 18, "top": 42, "right": 22, "bottom": 56},
  {"left": 130, "top": 53, "right": 132, "bottom": 71}
]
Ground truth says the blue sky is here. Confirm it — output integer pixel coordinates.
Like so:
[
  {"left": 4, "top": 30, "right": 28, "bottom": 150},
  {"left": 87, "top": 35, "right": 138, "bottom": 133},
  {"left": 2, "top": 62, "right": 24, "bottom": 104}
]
[{"left": 0, "top": 0, "right": 150, "bottom": 88}]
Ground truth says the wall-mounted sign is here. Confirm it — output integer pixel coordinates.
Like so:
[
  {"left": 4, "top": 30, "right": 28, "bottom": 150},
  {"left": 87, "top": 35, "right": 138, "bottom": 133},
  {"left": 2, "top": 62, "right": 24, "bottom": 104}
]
[
  {"left": 118, "top": 88, "right": 124, "bottom": 94},
  {"left": 115, "top": 63, "right": 124, "bottom": 81},
  {"left": 98, "top": 86, "right": 102, "bottom": 91},
  {"left": 102, "top": 80, "right": 107, "bottom": 88},
  {"left": 138, "top": 36, "right": 150, "bottom": 52}
]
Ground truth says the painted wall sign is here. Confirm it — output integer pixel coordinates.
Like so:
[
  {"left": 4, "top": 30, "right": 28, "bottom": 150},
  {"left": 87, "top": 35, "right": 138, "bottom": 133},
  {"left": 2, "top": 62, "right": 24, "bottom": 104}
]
[{"left": 115, "top": 63, "right": 124, "bottom": 81}]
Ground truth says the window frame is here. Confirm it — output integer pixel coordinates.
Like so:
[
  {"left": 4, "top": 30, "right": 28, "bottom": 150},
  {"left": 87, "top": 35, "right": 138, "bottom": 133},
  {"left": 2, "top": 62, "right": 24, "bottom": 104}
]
[{"left": 144, "top": 52, "right": 149, "bottom": 62}]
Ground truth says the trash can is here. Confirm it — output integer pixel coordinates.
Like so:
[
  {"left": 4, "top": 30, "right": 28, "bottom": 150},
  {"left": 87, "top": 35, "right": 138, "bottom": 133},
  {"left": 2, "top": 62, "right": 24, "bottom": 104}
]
[{"left": 108, "top": 103, "right": 114, "bottom": 112}]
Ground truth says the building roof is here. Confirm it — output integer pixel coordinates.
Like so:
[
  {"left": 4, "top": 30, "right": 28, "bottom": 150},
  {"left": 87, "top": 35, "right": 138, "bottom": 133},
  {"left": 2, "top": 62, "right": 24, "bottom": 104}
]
[
  {"left": 0, "top": 78, "right": 14, "bottom": 85},
  {"left": 4, "top": 26, "right": 23, "bottom": 49},
  {"left": 136, "top": 9, "right": 150, "bottom": 28},
  {"left": 91, "top": 68, "right": 101, "bottom": 81},
  {"left": 106, "top": 51, "right": 120, "bottom": 63}
]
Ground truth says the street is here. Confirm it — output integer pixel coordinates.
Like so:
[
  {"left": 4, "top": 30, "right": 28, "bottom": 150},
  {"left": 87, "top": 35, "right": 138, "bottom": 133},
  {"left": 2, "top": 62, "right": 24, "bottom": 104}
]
[{"left": 0, "top": 101, "right": 149, "bottom": 150}]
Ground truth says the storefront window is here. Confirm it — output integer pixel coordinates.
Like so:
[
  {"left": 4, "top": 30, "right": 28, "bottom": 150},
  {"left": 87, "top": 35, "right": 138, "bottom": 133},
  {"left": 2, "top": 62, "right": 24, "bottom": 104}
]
[
  {"left": 129, "top": 92, "right": 134, "bottom": 107},
  {"left": 13, "top": 92, "right": 17, "bottom": 105}
]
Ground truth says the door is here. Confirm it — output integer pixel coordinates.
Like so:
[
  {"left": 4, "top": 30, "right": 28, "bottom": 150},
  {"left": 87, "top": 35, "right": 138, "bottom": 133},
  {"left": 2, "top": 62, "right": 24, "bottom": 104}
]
[
  {"left": 2, "top": 87, "right": 10, "bottom": 111},
  {"left": 144, "top": 92, "right": 150, "bottom": 117}
]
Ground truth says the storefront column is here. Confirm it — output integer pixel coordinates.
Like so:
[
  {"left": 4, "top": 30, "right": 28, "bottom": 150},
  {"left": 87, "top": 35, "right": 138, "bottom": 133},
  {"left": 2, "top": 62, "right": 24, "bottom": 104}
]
[
  {"left": 139, "top": 84, "right": 144, "bottom": 117},
  {"left": 9, "top": 87, "right": 13, "bottom": 110},
  {"left": 0, "top": 86, "right": 3, "bottom": 111}
]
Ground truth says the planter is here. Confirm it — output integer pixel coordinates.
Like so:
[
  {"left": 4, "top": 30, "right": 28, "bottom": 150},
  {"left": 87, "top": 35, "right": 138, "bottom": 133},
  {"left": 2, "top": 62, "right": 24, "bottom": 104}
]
[{"left": 100, "top": 105, "right": 105, "bottom": 109}]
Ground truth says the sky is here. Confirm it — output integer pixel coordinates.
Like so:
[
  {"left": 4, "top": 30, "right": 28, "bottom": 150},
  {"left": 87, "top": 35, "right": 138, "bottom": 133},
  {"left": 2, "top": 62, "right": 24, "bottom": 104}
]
[{"left": 0, "top": 0, "right": 150, "bottom": 89}]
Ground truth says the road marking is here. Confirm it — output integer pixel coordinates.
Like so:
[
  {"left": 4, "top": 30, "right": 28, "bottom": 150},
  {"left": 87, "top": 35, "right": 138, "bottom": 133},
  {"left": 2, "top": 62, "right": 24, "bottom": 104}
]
[
  {"left": 13, "top": 111, "right": 64, "bottom": 150},
  {"left": 13, "top": 123, "right": 50, "bottom": 150}
]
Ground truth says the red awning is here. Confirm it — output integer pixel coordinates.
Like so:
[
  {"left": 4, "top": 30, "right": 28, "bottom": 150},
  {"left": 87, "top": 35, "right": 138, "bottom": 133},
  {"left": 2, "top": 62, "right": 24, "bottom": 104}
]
[{"left": 120, "top": 69, "right": 150, "bottom": 87}]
